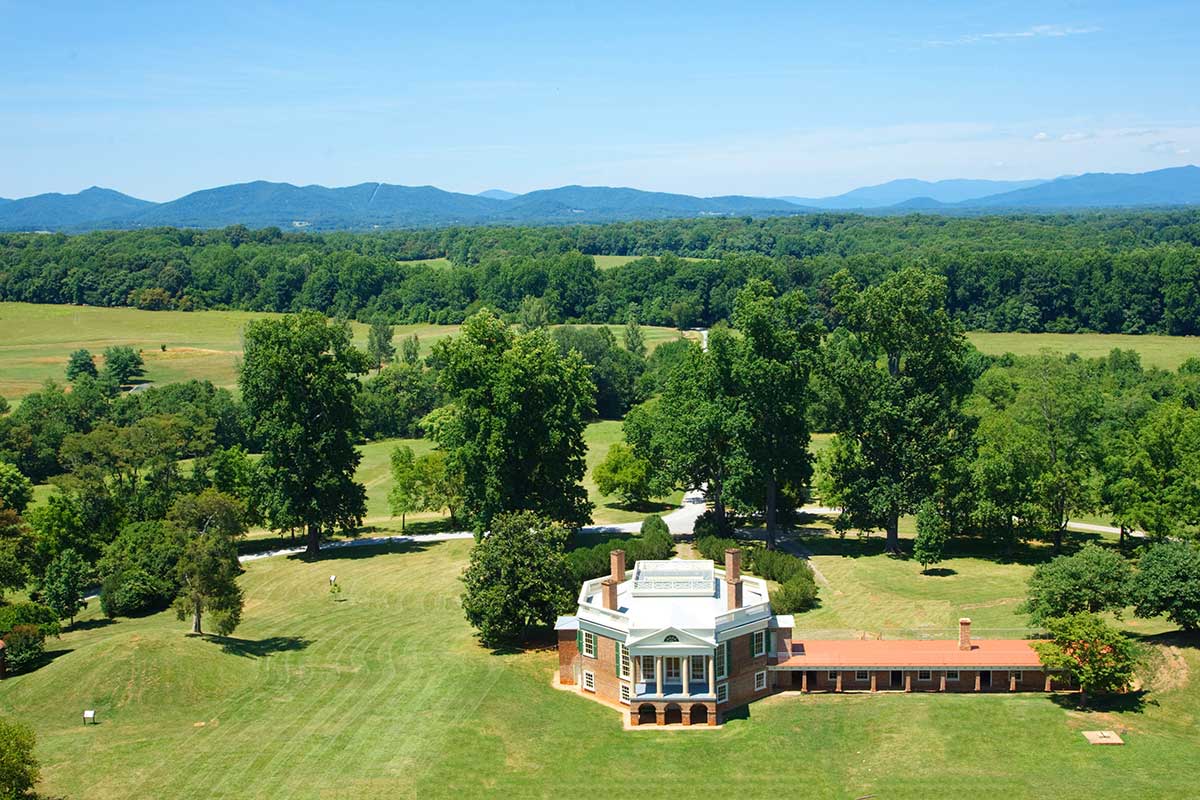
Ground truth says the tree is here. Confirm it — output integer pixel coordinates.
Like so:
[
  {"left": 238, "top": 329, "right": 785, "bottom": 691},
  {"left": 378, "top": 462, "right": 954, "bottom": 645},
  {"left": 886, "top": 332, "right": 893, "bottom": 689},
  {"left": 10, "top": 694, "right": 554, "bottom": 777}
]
[
  {"left": 0, "top": 716, "right": 39, "bottom": 800},
  {"left": 430, "top": 310, "right": 594, "bottom": 532},
  {"left": 551, "top": 326, "right": 645, "bottom": 419},
  {"left": 98, "top": 520, "right": 186, "bottom": 617},
  {"left": 592, "top": 442, "right": 652, "bottom": 506},
  {"left": 0, "top": 508, "right": 32, "bottom": 600},
  {"left": 0, "top": 462, "right": 33, "bottom": 515},
  {"left": 460, "top": 511, "right": 574, "bottom": 645},
  {"left": 1133, "top": 541, "right": 1200, "bottom": 631},
  {"left": 623, "top": 310, "right": 646, "bottom": 359},
  {"left": 240, "top": 312, "right": 369, "bottom": 556},
  {"left": 729, "top": 279, "right": 822, "bottom": 548},
  {"left": 972, "top": 356, "right": 1101, "bottom": 552},
  {"left": 625, "top": 332, "right": 743, "bottom": 531},
  {"left": 66, "top": 348, "right": 98, "bottom": 381},
  {"left": 401, "top": 334, "right": 420, "bottom": 365},
  {"left": 388, "top": 445, "right": 418, "bottom": 531},
  {"left": 1113, "top": 403, "right": 1200, "bottom": 542},
  {"left": 42, "top": 548, "right": 88, "bottom": 626},
  {"left": 102, "top": 345, "right": 145, "bottom": 386},
  {"left": 1033, "top": 613, "right": 1139, "bottom": 708},
  {"left": 170, "top": 490, "right": 246, "bottom": 636},
  {"left": 819, "top": 268, "right": 973, "bottom": 554},
  {"left": 913, "top": 500, "right": 949, "bottom": 573},
  {"left": 366, "top": 318, "right": 395, "bottom": 373},
  {"left": 516, "top": 295, "right": 551, "bottom": 331},
  {"left": 413, "top": 450, "right": 463, "bottom": 525},
  {"left": 1024, "top": 544, "right": 1133, "bottom": 624}
]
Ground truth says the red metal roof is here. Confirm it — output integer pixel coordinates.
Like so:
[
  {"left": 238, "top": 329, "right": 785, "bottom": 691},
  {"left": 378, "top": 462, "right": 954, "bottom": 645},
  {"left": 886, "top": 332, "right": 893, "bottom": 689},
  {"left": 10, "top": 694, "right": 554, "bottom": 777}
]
[{"left": 774, "top": 639, "right": 1043, "bottom": 669}]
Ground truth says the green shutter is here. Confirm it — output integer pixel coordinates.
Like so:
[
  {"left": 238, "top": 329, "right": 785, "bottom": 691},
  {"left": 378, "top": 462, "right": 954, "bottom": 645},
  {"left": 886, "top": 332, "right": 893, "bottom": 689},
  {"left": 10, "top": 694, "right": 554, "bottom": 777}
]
[
  {"left": 576, "top": 629, "right": 582, "bottom": 654},
  {"left": 615, "top": 641, "right": 621, "bottom": 676},
  {"left": 724, "top": 641, "right": 731, "bottom": 676}
]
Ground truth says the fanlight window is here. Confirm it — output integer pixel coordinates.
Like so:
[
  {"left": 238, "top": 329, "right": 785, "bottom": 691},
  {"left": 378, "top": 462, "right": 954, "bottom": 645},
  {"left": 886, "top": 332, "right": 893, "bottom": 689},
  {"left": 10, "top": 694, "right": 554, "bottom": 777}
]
[{"left": 664, "top": 634, "right": 680, "bottom": 643}]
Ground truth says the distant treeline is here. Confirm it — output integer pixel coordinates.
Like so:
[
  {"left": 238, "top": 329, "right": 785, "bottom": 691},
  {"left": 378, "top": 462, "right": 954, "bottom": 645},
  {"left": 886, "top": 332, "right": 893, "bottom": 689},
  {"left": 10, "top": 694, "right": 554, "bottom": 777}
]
[{"left": 3, "top": 210, "right": 1200, "bottom": 333}]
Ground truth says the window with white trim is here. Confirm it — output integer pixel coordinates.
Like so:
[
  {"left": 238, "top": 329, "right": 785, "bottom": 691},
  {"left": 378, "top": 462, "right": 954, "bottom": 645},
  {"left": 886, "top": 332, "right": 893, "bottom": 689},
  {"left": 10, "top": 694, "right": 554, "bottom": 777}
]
[
  {"left": 855, "top": 670, "right": 869, "bottom": 682},
  {"left": 754, "top": 670, "right": 767, "bottom": 691},
  {"left": 946, "top": 670, "right": 959, "bottom": 681},
  {"left": 618, "top": 643, "right": 631, "bottom": 680},
  {"left": 583, "top": 670, "right": 596, "bottom": 692},
  {"left": 665, "top": 657, "right": 681, "bottom": 681},
  {"left": 690, "top": 656, "right": 706, "bottom": 682},
  {"left": 715, "top": 642, "right": 729, "bottom": 679},
  {"left": 619, "top": 683, "right": 631, "bottom": 704},
  {"left": 752, "top": 630, "right": 767, "bottom": 657},
  {"left": 716, "top": 682, "right": 729, "bottom": 703},
  {"left": 917, "top": 669, "right": 931, "bottom": 682},
  {"left": 828, "top": 671, "right": 838, "bottom": 680},
  {"left": 640, "top": 656, "right": 655, "bottom": 682},
  {"left": 582, "top": 631, "right": 596, "bottom": 659}
]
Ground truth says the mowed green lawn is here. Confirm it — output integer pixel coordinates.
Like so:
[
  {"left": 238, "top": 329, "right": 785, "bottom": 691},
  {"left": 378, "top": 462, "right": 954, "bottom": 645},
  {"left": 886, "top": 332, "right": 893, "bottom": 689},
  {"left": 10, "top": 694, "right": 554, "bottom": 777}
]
[
  {"left": 3, "top": 536, "right": 1196, "bottom": 799},
  {"left": 967, "top": 331, "right": 1199, "bottom": 370},
  {"left": 0, "top": 303, "right": 692, "bottom": 402}
]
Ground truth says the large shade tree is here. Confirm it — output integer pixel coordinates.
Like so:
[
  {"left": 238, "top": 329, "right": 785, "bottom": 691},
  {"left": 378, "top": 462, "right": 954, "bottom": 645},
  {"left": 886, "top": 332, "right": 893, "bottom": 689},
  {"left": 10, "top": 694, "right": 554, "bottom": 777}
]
[
  {"left": 240, "top": 312, "right": 369, "bottom": 556},
  {"left": 728, "top": 279, "right": 822, "bottom": 549},
  {"left": 818, "top": 267, "right": 973, "bottom": 554},
  {"left": 429, "top": 310, "right": 594, "bottom": 532}
]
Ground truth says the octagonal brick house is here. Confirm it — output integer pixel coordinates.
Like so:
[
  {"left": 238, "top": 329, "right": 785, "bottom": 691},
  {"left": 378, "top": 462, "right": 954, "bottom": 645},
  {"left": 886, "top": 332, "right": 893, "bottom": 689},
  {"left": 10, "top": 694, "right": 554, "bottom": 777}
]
[{"left": 555, "top": 548, "right": 790, "bottom": 726}]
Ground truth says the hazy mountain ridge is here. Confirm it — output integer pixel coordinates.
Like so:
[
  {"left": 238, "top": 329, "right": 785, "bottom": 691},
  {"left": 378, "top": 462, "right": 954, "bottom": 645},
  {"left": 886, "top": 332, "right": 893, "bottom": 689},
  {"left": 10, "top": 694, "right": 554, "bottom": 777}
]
[{"left": 1, "top": 166, "right": 1198, "bottom": 232}]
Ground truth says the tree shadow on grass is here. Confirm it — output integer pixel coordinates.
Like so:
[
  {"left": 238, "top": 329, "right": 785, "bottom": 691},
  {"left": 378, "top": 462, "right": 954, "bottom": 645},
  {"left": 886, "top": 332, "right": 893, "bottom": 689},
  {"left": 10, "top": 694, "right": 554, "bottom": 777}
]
[
  {"left": 920, "top": 568, "right": 958, "bottom": 577},
  {"left": 1048, "top": 689, "right": 1152, "bottom": 715},
  {"left": 1131, "top": 629, "right": 1200, "bottom": 650},
  {"left": 286, "top": 539, "right": 441, "bottom": 563},
  {"left": 602, "top": 500, "right": 676, "bottom": 515},
  {"left": 485, "top": 629, "right": 557, "bottom": 657},
  {"left": 67, "top": 617, "right": 118, "bottom": 632},
  {"left": 213, "top": 635, "right": 313, "bottom": 658}
]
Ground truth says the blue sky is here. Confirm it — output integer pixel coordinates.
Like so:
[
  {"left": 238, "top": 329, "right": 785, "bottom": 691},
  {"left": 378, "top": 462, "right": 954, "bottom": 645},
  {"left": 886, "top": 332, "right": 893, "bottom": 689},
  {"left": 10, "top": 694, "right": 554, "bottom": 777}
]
[{"left": 2, "top": 0, "right": 1198, "bottom": 200}]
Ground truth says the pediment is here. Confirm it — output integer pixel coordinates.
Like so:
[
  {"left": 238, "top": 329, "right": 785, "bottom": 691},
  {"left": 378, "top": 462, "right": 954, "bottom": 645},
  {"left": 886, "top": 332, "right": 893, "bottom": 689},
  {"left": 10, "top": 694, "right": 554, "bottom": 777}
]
[{"left": 627, "top": 626, "right": 714, "bottom": 649}]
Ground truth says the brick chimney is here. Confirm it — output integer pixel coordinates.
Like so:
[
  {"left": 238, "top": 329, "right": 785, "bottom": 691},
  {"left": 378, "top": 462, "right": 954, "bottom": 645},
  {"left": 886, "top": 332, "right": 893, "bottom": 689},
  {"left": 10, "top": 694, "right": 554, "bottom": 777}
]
[
  {"left": 602, "top": 578, "right": 619, "bottom": 611},
  {"left": 725, "top": 548, "right": 744, "bottom": 610},
  {"left": 958, "top": 618, "right": 972, "bottom": 651},
  {"left": 610, "top": 549, "right": 626, "bottom": 583}
]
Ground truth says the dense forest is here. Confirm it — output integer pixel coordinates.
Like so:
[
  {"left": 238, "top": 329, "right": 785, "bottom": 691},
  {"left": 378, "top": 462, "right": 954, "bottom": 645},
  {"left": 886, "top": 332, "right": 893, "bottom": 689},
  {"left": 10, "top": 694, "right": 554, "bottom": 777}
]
[{"left": 2, "top": 210, "right": 1200, "bottom": 333}]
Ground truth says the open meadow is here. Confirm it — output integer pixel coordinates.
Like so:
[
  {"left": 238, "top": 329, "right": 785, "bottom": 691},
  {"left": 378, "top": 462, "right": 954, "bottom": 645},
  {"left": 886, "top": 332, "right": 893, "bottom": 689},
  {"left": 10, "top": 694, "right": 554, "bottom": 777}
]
[
  {"left": 1, "top": 532, "right": 1195, "bottom": 800},
  {"left": 0, "top": 303, "right": 692, "bottom": 402}
]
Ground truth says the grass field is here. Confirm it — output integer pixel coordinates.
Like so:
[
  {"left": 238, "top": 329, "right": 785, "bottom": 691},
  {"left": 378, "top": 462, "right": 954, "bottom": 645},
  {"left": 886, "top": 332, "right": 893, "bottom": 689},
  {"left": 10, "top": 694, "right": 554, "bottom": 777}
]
[
  {"left": 967, "top": 331, "right": 1199, "bottom": 370},
  {"left": 2, "top": 531, "right": 1196, "bottom": 799},
  {"left": 0, "top": 303, "right": 695, "bottom": 401}
]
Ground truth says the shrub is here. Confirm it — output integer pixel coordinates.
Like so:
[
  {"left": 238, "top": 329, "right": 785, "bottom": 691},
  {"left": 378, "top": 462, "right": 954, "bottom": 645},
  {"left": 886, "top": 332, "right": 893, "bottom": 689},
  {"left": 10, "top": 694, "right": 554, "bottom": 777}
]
[
  {"left": 0, "top": 716, "right": 39, "bottom": 800},
  {"left": 749, "top": 549, "right": 809, "bottom": 584},
  {"left": 98, "top": 521, "right": 185, "bottom": 616},
  {"left": 100, "top": 568, "right": 172, "bottom": 618},
  {"left": 2, "top": 624, "right": 45, "bottom": 674},
  {"left": 0, "top": 601, "right": 61, "bottom": 638},
  {"left": 770, "top": 573, "right": 820, "bottom": 614},
  {"left": 694, "top": 535, "right": 740, "bottom": 564},
  {"left": 692, "top": 509, "right": 733, "bottom": 540},
  {"left": 565, "top": 516, "right": 674, "bottom": 583}
]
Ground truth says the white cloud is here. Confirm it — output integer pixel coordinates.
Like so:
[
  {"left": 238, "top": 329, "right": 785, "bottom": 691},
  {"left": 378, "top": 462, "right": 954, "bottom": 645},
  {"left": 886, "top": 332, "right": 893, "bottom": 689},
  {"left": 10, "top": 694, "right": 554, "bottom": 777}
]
[
  {"left": 929, "top": 24, "right": 1100, "bottom": 46},
  {"left": 1060, "top": 132, "right": 1092, "bottom": 142},
  {"left": 1144, "top": 140, "right": 1193, "bottom": 155},
  {"left": 1033, "top": 132, "right": 1050, "bottom": 142}
]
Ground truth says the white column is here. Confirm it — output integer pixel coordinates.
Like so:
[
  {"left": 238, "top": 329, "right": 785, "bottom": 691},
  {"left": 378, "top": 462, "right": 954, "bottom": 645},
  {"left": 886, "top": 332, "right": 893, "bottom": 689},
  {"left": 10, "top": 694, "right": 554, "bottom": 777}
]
[
  {"left": 655, "top": 656, "right": 663, "bottom": 696},
  {"left": 683, "top": 656, "right": 690, "bottom": 697},
  {"left": 708, "top": 653, "right": 715, "bottom": 695},
  {"left": 634, "top": 656, "right": 641, "bottom": 691}
]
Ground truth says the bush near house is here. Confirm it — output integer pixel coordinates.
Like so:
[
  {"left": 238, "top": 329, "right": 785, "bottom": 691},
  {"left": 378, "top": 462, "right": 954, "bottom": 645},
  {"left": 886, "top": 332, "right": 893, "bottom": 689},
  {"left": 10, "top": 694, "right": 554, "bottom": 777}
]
[
  {"left": 694, "top": 535, "right": 819, "bottom": 612},
  {"left": 566, "top": 515, "right": 674, "bottom": 582}
]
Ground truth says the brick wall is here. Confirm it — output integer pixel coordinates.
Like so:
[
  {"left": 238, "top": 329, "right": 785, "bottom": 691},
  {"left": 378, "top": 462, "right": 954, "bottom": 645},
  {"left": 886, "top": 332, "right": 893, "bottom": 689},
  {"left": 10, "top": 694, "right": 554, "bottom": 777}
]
[
  {"left": 578, "top": 631, "right": 630, "bottom": 706},
  {"left": 720, "top": 630, "right": 774, "bottom": 712},
  {"left": 557, "top": 629, "right": 578, "bottom": 685}
]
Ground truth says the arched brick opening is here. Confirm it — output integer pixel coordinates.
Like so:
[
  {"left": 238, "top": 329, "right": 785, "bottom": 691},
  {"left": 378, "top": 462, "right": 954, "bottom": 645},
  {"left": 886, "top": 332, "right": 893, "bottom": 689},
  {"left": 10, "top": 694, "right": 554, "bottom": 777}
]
[
  {"left": 637, "top": 704, "right": 657, "bottom": 725},
  {"left": 689, "top": 703, "right": 709, "bottom": 725},
  {"left": 664, "top": 703, "right": 683, "bottom": 725}
]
